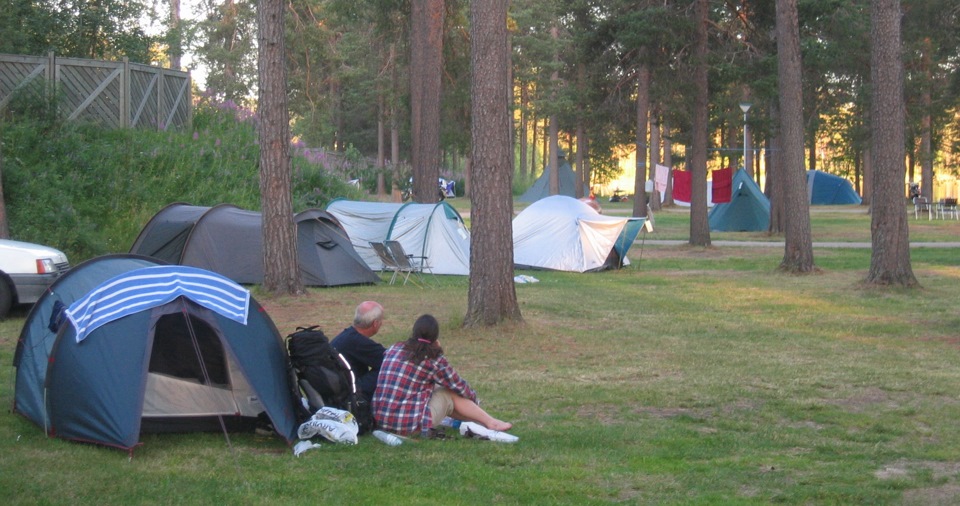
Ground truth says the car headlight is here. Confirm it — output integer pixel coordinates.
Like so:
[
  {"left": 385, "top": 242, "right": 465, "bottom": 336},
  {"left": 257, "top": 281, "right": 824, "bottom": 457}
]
[{"left": 36, "top": 258, "right": 57, "bottom": 274}]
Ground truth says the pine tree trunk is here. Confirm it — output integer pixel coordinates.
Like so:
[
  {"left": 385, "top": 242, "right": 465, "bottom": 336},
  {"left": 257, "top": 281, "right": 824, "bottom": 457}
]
[
  {"left": 519, "top": 83, "right": 529, "bottom": 180},
  {"left": 662, "top": 123, "right": 674, "bottom": 206},
  {"left": 862, "top": 146, "right": 872, "bottom": 207},
  {"left": 920, "top": 38, "right": 933, "bottom": 201},
  {"left": 410, "top": 0, "right": 443, "bottom": 203},
  {"left": 574, "top": 124, "right": 584, "bottom": 198},
  {"left": 257, "top": 0, "right": 302, "bottom": 295},
  {"left": 689, "top": 0, "right": 711, "bottom": 246},
  {"left": 582, "top": 131, "right": 592, "bottom": 195},
  {"left": 542, "top": 117, "right": 548, "bottom": 176},
  {"left": 169, "top": 0, "right": 182, "bottom": 70},
  {"left": 776, "top": 0, "right": 815, "bottom": 272},
  {"left": 866, "top": 0, "right": 917, "bottom": 286},
  {"left": 767, "top": 97, "right": 784, "bottom": 235},
  {"left": 465, "top": 0, "right": 521, "bottom": 327},
  {"left": 377, "top": 94, "right": 386, "bottom": 196},
  {"left": 649, "top": 109, "right": 662, "bottom": 211},
  {"left": 548, "top": 24, "right": 560, "bottom": 196},
  {"left": 633, "top": 64, "right": 650, "bottom": 218}
]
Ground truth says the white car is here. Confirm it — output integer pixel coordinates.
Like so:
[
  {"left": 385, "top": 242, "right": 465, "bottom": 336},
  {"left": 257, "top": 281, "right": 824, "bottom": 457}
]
[{"left": 0, "top": 239, "right": 70, "bottom": 318}]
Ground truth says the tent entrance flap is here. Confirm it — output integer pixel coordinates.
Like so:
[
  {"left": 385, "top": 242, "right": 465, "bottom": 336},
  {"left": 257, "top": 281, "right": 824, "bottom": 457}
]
[
  {"left": 142, "top": 305, "right": 262, "bottom": 421},
  {"left": 149, "top": 312, "right": 229, "bottom": 386}
]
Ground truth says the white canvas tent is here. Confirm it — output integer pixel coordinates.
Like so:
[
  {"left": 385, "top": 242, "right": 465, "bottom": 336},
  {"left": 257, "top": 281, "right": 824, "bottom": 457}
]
[
  {"left": 326, "top": 200, "right": 471, "bottom": 275},
  {"left": 513, "top": 195, "right": 648, "bottom": 273}
]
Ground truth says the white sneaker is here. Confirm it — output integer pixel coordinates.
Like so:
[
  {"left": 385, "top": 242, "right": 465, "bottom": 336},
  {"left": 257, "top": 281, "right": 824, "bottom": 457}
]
[{"left": 459, "top": 421, "right": 519, "bottom": 443}]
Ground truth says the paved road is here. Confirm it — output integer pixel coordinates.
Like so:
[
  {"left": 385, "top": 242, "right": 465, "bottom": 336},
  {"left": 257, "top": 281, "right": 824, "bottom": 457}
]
[{"left": 642, "top": 240, "right": 960, "bottom": 248}]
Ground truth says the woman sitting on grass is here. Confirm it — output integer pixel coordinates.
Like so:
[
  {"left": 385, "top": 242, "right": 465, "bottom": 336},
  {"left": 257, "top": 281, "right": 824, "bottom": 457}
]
[{"left": 372, "top": 314, "right": 515, "bottom": 441}]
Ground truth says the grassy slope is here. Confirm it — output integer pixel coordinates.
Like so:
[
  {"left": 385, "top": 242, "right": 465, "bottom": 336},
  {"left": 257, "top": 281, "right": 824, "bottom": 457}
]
[{"left": 3, "top": 201, "right": 960, "bottom": 505}]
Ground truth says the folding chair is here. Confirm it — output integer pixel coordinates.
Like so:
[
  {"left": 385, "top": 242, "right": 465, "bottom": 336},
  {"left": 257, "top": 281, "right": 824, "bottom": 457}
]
[
  {"left": 384, "top": 240, "right": 432, "bottom": 286},
  {"left": 914, "top": 197, "right": 933, "bottom": 220},
  {"left": 370, "top": 242, "right": 404, "bottom": 285},
  {"left": 938, "top": 198, "right": 958, "bottom": 220}
]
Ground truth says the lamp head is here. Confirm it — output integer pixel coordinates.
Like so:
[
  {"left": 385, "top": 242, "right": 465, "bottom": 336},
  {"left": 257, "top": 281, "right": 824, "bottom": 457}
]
[{"left": 739, "top": 102, "right": 752, "bottom": 114}]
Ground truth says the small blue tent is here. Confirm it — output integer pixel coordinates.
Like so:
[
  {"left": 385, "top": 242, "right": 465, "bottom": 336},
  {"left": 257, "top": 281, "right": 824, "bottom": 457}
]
[
  {"left": 709, "top": 168, "right": 770, "bottom": 232},
  {"left": 807, "top": 170, "right": 862, "bottom": 205},
  {"left": 14, "top": 258, "right": 300, "bottom": 453}
]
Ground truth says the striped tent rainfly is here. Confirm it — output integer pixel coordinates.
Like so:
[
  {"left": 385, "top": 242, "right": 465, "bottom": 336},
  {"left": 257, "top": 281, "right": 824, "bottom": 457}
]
[{"left": 66, "top": 265, "right": 250, "bottom": 342}]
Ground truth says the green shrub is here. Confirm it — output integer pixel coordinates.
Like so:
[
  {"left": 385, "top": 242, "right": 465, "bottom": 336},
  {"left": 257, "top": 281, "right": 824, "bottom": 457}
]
[{"left": 0, "top": 97, "right": 365, "bottom": 262}]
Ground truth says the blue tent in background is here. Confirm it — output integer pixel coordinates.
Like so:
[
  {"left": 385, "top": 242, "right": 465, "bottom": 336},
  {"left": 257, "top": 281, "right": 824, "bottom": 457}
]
[
  {"left": 709, "top": 168, "right": 770, "bottom": 232},
  {"left": 807, "top": 170, "right": 862, "bottom": 205},
  {"left": 520, "top": 150, "right": 587, "bottom": 203},
  {"left": 14, "top": 259, "right": 301, "bottom": 453}
]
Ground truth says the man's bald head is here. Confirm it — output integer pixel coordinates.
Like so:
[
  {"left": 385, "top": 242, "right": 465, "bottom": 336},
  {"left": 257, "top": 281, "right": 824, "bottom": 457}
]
[{"left": 353, "top": 301, "right": 384, "bottom": 335}]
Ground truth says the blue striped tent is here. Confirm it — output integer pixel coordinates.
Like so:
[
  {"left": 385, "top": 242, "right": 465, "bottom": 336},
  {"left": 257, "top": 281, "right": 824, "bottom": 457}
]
[{"left": 14, "top": 260, "right": 300, "bottom": 453}]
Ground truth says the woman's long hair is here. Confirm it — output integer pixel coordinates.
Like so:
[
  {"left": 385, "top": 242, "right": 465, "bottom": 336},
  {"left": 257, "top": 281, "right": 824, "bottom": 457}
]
[{"left": 402, "top": 314, "right": 443, "bottom": 362}]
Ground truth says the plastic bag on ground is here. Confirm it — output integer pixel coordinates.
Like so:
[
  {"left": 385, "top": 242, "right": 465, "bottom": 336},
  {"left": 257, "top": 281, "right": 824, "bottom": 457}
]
[
  {"left": 298, "top": 419, "right": 359, "bottom": 445},
  {"left": 293, "top": 440, "right": 322, "bottom": 457},
  {"left": 312, "top": 406, "right": 356, "bottom": 426}
]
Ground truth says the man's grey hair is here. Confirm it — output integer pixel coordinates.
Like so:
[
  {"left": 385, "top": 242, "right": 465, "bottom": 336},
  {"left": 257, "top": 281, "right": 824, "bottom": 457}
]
[{"left": 354, "top": 301, "right": 383, "bottom": 328}]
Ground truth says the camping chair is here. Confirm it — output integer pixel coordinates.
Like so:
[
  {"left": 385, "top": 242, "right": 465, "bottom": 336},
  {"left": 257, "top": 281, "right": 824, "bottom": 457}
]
[
  {"left": 937, "top": 198, "right": 958, "bottom": 220},
  {"left": 914, "top": 197, "right": 933, "bottom": 220},
  {"left": 370, "top": 242, "right": 403, "bottom": 285},
  {"left": 384, "top": 240, "right": 432, "bottom": 286}
]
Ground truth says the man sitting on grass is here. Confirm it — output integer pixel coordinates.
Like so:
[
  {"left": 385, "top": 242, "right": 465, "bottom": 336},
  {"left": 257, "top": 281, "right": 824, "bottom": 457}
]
[{"left": 331, "top": 301, "right": 387, "bottom": 401}]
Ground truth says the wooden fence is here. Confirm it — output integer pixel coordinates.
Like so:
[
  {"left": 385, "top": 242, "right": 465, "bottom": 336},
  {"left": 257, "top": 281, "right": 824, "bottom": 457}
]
[{"left": 0, "top": 53, "right": 191, "bottom": 131}]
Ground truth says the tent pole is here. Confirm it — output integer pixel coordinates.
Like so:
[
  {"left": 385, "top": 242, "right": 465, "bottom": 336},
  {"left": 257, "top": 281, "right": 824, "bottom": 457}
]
[{"left": 178, "top": 298, "right": 236, "bottom": 452}]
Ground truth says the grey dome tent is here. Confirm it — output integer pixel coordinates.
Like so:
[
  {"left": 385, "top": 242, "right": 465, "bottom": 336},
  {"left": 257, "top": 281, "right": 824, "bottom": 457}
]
[
  {"left": 709, "top": 168, "right": 771, "bottom": 232},
  {"left": 130, "top": 203, "right": 378, "bottom": 286},
  {"left": 807, "top": 170, "right": 862, "bottom": 205},
  {"left": 294, "top": 208, "right": 382, "bottom": 286},
  {"left": 13, "top": 259, "right": 301, "bottom": 453},
  {"left": 520, "top": 150, "right": 587, "bottom": 203}
]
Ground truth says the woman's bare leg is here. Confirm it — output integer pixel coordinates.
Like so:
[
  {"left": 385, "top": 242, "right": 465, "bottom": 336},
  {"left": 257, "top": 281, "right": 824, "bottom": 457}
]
[{"left": 450, "top": 394, "right": 512, "bottom": 431}]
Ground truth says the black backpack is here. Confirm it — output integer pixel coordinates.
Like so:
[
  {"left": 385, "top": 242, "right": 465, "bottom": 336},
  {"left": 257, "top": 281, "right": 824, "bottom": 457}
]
[{"left": 286, "top": 326, "right": 375, "bottom": 435}]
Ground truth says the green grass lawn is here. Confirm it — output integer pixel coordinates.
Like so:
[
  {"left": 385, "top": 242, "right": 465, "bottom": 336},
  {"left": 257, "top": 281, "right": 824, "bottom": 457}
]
[{"left": 2, "top": 204, "right": 959, "bottom": 504}]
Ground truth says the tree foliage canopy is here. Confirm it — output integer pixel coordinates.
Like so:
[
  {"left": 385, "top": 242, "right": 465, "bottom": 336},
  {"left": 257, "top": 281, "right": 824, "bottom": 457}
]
[{"left": 3, "top": 0, "right": 958, "bottom": 191}]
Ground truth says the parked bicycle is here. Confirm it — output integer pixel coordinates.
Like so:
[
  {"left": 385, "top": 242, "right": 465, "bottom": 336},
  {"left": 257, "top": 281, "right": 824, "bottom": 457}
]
[{"left": 401, "top": 178, "right": 449, "bottom": 202}]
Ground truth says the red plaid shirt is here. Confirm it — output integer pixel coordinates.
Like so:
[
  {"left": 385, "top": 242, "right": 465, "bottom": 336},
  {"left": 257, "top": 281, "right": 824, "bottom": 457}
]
[{"left": 373, "top": 342, "right": 477, "bottom": 436}]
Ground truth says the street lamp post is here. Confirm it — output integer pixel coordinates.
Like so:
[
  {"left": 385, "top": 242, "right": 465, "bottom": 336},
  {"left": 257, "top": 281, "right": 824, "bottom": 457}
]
[{"left": 739, "top": 102, "right": 752, "bottom": 172}]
